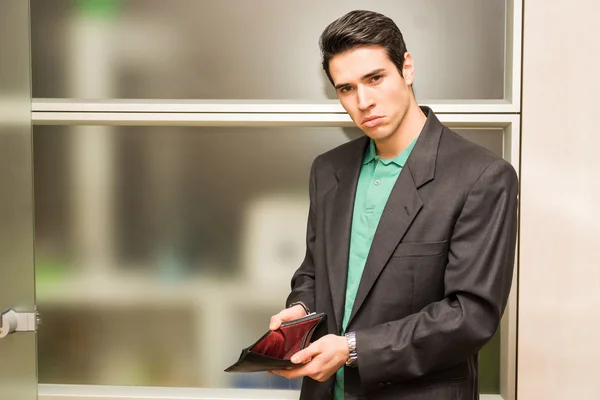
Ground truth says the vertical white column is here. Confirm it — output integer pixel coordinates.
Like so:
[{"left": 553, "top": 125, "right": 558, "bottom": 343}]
[{"left": 67, "top": 3, "right": 118, "bottom": 282}]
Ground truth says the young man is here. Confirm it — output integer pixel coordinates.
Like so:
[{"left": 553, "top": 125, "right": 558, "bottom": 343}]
[{"left": 269, "top": 10, "right": 518, "bottom": 400}]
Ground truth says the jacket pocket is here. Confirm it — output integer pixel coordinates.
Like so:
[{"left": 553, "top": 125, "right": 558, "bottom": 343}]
[{"left": 391, "top": 240, "right": 447, "bottom": 258}]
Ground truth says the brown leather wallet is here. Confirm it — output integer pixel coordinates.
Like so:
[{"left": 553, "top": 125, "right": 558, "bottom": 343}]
[{"left": 225, "top": 312, "right": 326, "bottom": 373}]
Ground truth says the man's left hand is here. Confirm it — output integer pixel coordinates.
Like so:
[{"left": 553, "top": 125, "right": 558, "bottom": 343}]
[{"left": 270, "top": 334, "right": 349, "bottom": 382}]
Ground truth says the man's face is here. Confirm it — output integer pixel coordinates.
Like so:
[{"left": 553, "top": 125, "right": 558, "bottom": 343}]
[{"left": 329, "top": 45, "right": 414, "bottom": 141}]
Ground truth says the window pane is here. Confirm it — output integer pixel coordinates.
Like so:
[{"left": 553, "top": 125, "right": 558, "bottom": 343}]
[
  {"left": 31, "top": 0, "right": 506, "bottom": 100},
  {"left": 34, "top": 126, "right": 503, "bottom": 391}
]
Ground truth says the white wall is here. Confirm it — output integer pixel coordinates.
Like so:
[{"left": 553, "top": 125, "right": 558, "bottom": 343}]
[{"left": 519, "top": 1, "right": 600, "bottom": 399}]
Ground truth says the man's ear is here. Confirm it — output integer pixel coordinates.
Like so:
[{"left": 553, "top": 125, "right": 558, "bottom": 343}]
[{"left": 402, "top": 52, "right": 415, "bottom": 87}]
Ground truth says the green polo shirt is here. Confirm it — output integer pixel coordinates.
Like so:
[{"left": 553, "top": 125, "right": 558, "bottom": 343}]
[{"left": 334, "top": 137, "right": 417, "bottom": 400}]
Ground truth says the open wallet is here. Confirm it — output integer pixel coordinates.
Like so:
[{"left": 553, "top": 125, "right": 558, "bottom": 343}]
[{"left": 225, "top": 312, "right": 326, "bottom": 373}]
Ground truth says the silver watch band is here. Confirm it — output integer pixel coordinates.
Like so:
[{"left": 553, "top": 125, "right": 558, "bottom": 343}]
[{"left": 345, "top": 331, "right": 358, "bottom": 367}]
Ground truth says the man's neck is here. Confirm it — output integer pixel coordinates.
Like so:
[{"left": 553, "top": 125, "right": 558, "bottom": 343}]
[{"left": 375, "top": 102, "right": 427, "bottom": 159}]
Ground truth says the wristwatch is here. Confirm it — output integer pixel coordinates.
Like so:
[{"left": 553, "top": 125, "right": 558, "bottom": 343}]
[{"left": 345, "top": 331, "right": 358, "bottom": 367}]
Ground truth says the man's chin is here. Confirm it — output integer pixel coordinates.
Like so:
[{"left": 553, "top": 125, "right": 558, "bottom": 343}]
[{"left": 362, "top": 128, "right": 392, "bottom": 141}]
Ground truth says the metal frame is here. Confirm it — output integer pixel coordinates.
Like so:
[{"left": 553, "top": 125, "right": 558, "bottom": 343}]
[
  {"left": 32, "top": 99, "right": 519, "bottom": 115},
  {"left": 31, "top": 100, "right": 519, "bottom": 127},
  {"left": 38, "top": 385, "right": 504, "bottom": 400},
  {"left": 31, "top": 0, "right": 522, "bottom": 398},
  {"left": 32, "top": 114, "right": 520, "bottom": 400},
  {"left": 505, "top": 0, "right": 523, "bottom": 111}
]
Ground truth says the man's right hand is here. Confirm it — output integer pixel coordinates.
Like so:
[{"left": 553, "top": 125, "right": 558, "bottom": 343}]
[{"left": 269, "top": 305, "right": 307, "bottom": 330}]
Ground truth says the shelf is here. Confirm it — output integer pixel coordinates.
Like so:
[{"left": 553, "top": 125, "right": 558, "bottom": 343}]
[{"left": 37, "top": 273, "right": 290, "bottom": 309}]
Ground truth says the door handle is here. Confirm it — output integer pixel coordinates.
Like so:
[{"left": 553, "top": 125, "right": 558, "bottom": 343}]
[{"left": 0, "top": 309, "right": 39, "bottom": 338}]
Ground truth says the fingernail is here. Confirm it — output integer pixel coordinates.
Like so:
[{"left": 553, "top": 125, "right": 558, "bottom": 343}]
[{"left": 291, "top": 356, "right": 300, "bottom": 363}]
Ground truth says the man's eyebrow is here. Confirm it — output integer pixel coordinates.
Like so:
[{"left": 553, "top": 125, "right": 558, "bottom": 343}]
[
  {"left": 334, "top": 68, "right": 386, "bottom": 90},
  {"left": 361, "top": 68, "right": 386, "bottom": 80}
]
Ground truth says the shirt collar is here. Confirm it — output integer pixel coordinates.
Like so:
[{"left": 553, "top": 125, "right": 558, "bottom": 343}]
[{"left": 362, "top": 137, "right": 418, "bottom": 167}]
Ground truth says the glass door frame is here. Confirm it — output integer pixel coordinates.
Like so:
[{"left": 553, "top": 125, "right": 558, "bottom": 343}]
[{"left": 32, "top": 0, "right": 522, "bottom": 399}]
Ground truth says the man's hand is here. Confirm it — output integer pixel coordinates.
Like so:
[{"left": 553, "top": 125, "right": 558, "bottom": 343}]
[
  {"left": 269, "top": 305, "right": 307, "bottom": 330},
  {"left": 270, "top": 334, "right": 349, "bottom": 382}
]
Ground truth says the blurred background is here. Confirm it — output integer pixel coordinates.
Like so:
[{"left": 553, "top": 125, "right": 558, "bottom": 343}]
[{"left": 29, "top": 0, "right": 508, "bottom": 393}]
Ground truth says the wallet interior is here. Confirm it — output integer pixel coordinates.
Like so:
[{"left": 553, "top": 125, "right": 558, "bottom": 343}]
[{"left": 250, "top": 316, "right": 322, "bottom": 360}]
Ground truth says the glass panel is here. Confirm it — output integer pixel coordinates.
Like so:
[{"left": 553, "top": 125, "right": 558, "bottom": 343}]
[
  {"left": 0, "top": 1, "right": 38, "bottom": 400},
  {"left": 31, "top": 0, "right": 506, "bottom": 100},
  {"left": 34, "top": 126, "right": 503, "bottom": 391}
]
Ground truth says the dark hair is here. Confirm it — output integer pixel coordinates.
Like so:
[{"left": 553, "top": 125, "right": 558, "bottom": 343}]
[{"left": 320, "top": 10, "right": 408, "bottom": 85}]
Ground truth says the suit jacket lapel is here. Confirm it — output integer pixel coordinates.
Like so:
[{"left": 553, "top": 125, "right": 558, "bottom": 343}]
[
  {"left": 347, "top": 107, "right": 443, "bottom": 326},
  {"left": 325, "top": 136, "right": 369, "bottom": 333}
]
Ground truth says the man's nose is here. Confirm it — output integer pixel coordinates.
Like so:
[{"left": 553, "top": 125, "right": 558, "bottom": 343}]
[{"left": 357, "top": 86, "right": 374, "bottom": 111}]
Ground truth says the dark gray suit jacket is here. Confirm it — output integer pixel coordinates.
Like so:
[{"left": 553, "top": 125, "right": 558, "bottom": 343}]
[{"left": 286, "top": 107, "right": 519, "bottom": 400}]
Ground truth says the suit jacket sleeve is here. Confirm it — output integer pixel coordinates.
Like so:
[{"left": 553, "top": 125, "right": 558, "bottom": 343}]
[
  {"left": 285, "top": 157, "right": 319, "bottom": 312},
  {"left": 357, "top": 159, "right": 519, "bottom": 389}
]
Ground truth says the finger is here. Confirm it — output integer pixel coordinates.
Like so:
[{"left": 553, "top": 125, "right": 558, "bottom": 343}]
[
  {"left": 269, "top": 315, "right": 281, "bottom": 330},
  {"left": 271, "top": 365, "right": 308, "bottom": 380},
  {"left": 291, "top": 344, "right": 319, "bottom": 364},
  {"left": 279, "top": 307, "right": 298, "bottom": 321}
]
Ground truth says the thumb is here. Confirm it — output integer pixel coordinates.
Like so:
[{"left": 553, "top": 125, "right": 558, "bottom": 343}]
[
  {"left": 269, "top": 314, "right": 282, "bottom": 330},
  {"left": 290, "top": 344, "right": 318, "bottom": 364}
]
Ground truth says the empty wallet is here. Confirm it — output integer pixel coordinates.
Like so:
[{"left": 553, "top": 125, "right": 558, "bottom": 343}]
[{"left": 225, "top": 312, "right": 326, "bottom": 373}]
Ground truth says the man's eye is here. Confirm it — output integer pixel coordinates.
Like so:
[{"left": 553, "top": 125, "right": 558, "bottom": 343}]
[
  {"left": 371, "top": 75, "right": 382, "bottom": 83},
  {"left": 340, "top": 86, "right": 352, "bottom": 94}
]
